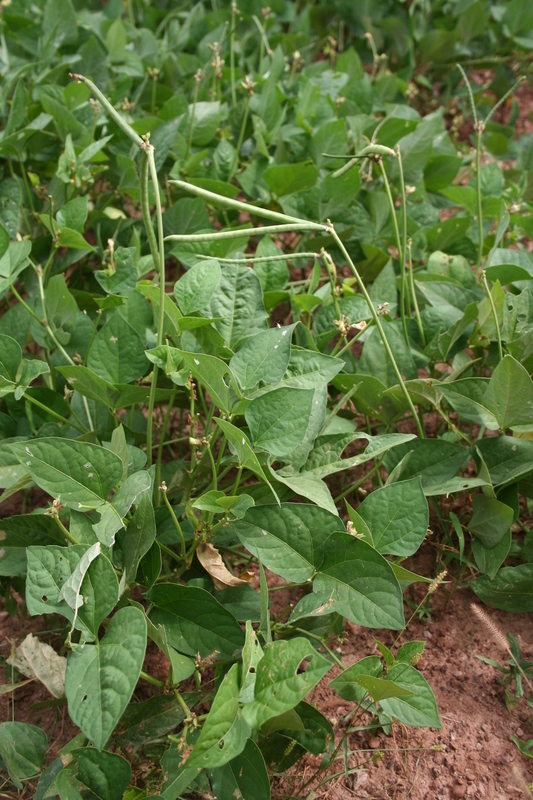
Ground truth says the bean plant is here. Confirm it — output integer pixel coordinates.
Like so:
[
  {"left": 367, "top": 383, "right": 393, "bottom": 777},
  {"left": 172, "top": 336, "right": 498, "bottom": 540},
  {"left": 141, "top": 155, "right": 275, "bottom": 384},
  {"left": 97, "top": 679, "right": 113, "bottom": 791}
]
[{"left": 0, "top": 0, "right": 533, "bottom": 797}]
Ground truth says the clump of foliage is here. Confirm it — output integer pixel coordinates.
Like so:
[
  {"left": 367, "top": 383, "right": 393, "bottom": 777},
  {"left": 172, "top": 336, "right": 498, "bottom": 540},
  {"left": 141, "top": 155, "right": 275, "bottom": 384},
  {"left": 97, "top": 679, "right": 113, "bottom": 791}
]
[{"left": 1, "top": 0, "right": 533, "bottom": 797}]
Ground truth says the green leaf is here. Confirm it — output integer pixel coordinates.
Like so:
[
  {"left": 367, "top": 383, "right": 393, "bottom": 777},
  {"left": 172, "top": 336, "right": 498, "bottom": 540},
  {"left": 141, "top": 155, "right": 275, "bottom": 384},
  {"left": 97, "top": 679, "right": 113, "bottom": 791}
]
[
  {"left": 271, "top": 468, "right": 338, "bottom": 516},
  {"left": 209, "top": 739, "right": 270, "bottom": 800},
  {"left": 147, "top": 583, "right": 245, "bottom": 660},
  {"left": 95, "top": 247, "right": 138, "bottom": 295},
  {"left": 329, "top": 656, "right": 383, "bottom": 702},
  {"left": 56, "top": 366, "right": 117, "bottom": 408},
  {"left": 0, "top": 722, "right": 47, "bottom": 789},
  {"left": 379, "top": 665, "right": 442, "bottom": 728},
  {"left": 0, "top": 512, "right": 64, "bottom": 579},
  {"left": 0, "top": 223, "right": 9, "bottom": 261},
  {"left": 291, "top": 534, "right": 405, "bottom": 630},
  {"left": 121, "top": 491, "right": 156, "bottom": 583},
  {"left": 472, "top": 528, "right": 511, "bottom": 579},
  {"left": 72, "top": 551, "right": 119, "bottom": 639},
  {"left": 187, "top": 101, "right": 220, "bottom": 146},
  {"left": 356, "top": 675, "right": 414, "bottom": 703},
  {"left": 245, "top": 387, "right": 314, "bottom": 458},
  {"left": 73, "top": 748, "right": 131, "bottom": 800},
  {"left": 9, "top": 438, "right": 123, "bottom": 510},
  {"left": 186, "top": 664, "right": 250, "bottom": 768},
  {"left": 241, "top": 638, "right": 331, "bottom": 729},
  {"left": 174, "top": 259, "right": 221, "bottom": 314},
  {"left": 0, "top": 334, "right": 21, "bottom": 385},
  {"left": 93, "top": 470, "right": 151, "bottom": 546},
  {"left": 230, "top": 324, "right": 297, "bottom": 394},
  {"left": 177, "top": 350, "right": 234, "bottom": 414},
  {"left": 467, "top": 494, "right": 513, "bottom": 549},
  {"left": 359, "top": 323, "right": 417, "bottom": 388},
  {"left": 88, "top": 312, "right": 148, "bottom": 385},
  {"left": 279, "top": 347, "right": 344, "bottom": 391},
  {"left": 383, "top": 439, "right": 467, "bottom": 494},
  {"left": 263, "top": 162, "right": 318, "bottom": 197},
  {"left": 116, "top": 696, "right": 186, "bottom": 747},
  {"left": 207, "top": 265, "right": 268, "bottom": 349},
  {"left": 253, "top": 237, "right": 289, "bottom": 293},
  {"left": 64, "top": 606, "right": 147, "bottom": 750},
  {"left": 440, "top": 378, "right": 498, "bottom": 429},
  {"left": 475, "top": 435, "right": 533, "bottom": 486},
  {"left": 229, "top": 503, "right": 345, "bottom": 583},
  {"left": 57, "top": 197, "right": 88, "bottom": 234},
  {"left": 301, "top": 432, "right": 415, "bottom": 479},
  {"left": 357, "top": 478, "right": 428, "bottom": 557},
  {"left": 484, "top": 355, "right": 533, "bottom": 431},
  {"left": 470, "top": 564, "right": 533, "bottom": 612},
  {"left": 57, "top": 228, "right": 94, "bottom": 251},
  {"left": 214, "top": 418, "right": 277, "bottom": 500},
  {"left": 396, "top": 640, "right": 426, "bottom": 666}
]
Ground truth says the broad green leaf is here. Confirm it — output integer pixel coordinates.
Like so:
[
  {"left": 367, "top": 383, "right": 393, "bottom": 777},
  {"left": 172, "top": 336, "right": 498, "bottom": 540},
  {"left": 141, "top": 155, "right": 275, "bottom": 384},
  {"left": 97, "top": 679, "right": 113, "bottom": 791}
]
[
  {"left": 253, "top": 236, "right": 289, "bottom": 293},
  {"left": 159, "top": 349, "right": 234, "bottom": 414},
  {"left": 276, "top": 701, "right": 334, "bottom": 756},
  {"left": 0, "top": 722, "right": 47, "bottom": 789},
  {"left": 472, "top": 528, "right": 511, "bottom": 580},
  {"left": 9, "top": 438, "right": 123, "bottom": 510},
  {"left": 467, "top": 494, "right": 513, "bottom": 549},
  {"left": 174, "top": 259, "right": 221, "bottom": 314},
  {"left": 57, "top": 197, "right": 88, "bottom": 233},
  {"left": 121, "top": 491, "right": 156, "bottom": 583},
  {"left": 440, "top": 378, "right": 498, "bottom": 429},
  {"left": 229, "top": 503, "right": 345, "bottom": 583},
  {"left": 245, "top": 387, "right": 314, "bottom": 458},
  {"left": 64, "top": 606, "right": 147, "bottom": 750},
  {"left": 147, "top": 583, "right": 245, "bottom": 660},
  {"left": 301, "top": 432, "right": 415, "bottom": 479},
  {"left": 230, "top": 324, "right": 297, "bottom": 394},
  {"left": 0, "top": 334, "right": 21, "bottom": 388},
  {"left": 93, "top": 470, "right": 151, "bottom": 546},
  {"left": 329, "top": 656, "right": 383, "bottom": 702},
  {"left": 356, "top": 675, "right": 414, "bottom": 702},
  {"left": 56, "top": 366, "right": 117, "bottom": 407},
  {"left": 26, "top": 545, "right": 93, "bottom": 620},
  {"left": 95, "top": 247, "right": 139, "bottom": 295},
  {"left": 116, "top": 696, "right": 186, "bottom": 747},
  {"left": 186, "top": 664, "right": 250, "bottom": 768},
  {"left": 396, "top": 640, "right": 426, "bottom": 666},
  {"left": 241, "top": 638, "right": 331, "bottom": 729},
  {"left": 214, "top": 418, "right": 277, "bottom": 499},
  {"left": 72, "top": 748, "right": 131, "bottom": 800},
  {"left": 58, "top": 542, "right": 102, "bottom": 632},
  {"left": 240, "top": 621, "right": 264, "bottom": 704},
  {"left": 291, "top": 534, "right": 405, "bottom": 630},
  {"left": 471, "top": 564, "right": 533, "bottom": 612},
  {"left": 379, "top": 664, "right": 442, "bottom": 728},
  {"left": 475, "top": 436, "right": 533, "bottom": 486},
  {"left": 206, "top": 265, "right": 268, "bottom": 349},
  {"left": 383, "top": 439, "right": 467, "bottom": 493},
  {"left": 263, "top": 162, "right": 318, "bottom": 197},
  {"left": 359, "top": 323, "right": 417, "bottom": 388},
  {"left": 357, "top": 478, "right": 428, "bottom": 557},
  {"left": 88, "top": 312, "right": 148, "bottom": 385},
  {"left": 209, "top": 739, "right": 270, "bottom": 800},
  {"left": 275, "top": 347, "right": 344, "bottom": 390},
  {"left": 271, "top": 468, "right": 338, "bottom": 516},
  {"left": 0, "top": 512, "right": 63, "bottom": 579},
  {"left": 483, "top": 355, "right": 533, "bottom": 431}
]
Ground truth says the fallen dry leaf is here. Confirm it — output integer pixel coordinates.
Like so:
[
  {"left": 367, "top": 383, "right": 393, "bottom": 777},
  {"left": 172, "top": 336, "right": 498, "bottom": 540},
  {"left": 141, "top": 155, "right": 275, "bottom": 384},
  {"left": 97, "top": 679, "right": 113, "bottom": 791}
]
[
  {"left": 7, "top": 633, "right": 67, "bottom": 698},
  {"left": 196, "top": 542, "right": 248, "bottom": 591}
]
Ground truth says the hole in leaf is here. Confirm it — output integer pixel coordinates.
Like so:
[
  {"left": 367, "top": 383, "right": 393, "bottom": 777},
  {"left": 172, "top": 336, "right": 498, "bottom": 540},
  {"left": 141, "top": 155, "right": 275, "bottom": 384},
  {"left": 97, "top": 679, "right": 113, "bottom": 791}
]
[
  {"left": 81, "top": 695, "right": 87, "bottom": 703},
  {"left": 218, "top": 739, "right": 225, "bottom": 750},
  {"left": 42, "top": 595, "right": 48, "bottom": 603}
]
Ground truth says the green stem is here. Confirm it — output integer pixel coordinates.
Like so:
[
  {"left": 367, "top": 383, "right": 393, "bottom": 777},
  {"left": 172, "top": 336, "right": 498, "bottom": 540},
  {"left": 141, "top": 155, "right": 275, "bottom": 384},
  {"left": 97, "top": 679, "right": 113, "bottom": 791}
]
[
  {"left": 330, "top": 228, "right": 424, "bottom": 438},
  {"left": 156, "top": 392, "right": 176, "bottom": 506},
  {"left": 206, "top": 440, "right": 218, "bottom": 492},
  {"left": 334, "top": 458, "right": 384, "bottom": 503},
  {"left": 24, "top": 393, "right": 87, "bottom": 435},
  {"left": 396, "top": 146, "right": 410, "bottom": 321},
  {"left": 140, "top": 670, "right": 165, "bottom": 689},
  {"left": 146, "top": 145, "right": 167, "bottom": 467},
  {"left": 69, "top": 73, "right": 144, "bottom": 147},
  {"left": 53, "top": 515, "right": 79, "bottom": 545},
  {"left": 231, "top": 466, "right": 242, "bottom": 496},
  {"left": 230, "top": 3, "right": 237, "bottom": 106},
  {"left": 379, "top": 158, "right": 408, "bottom": 344},
  {"left": 482, "top": 271, "right": 503, "bottom": 361},
  {"left": 186, "top": 79, "right": 199, "bottom": 161},
  {"left": 476, "top": 125, "right": 484, "bottom": 270},
  {"left": 407, "top": 241, "right": 425, "bottom": 346},
  {"left": 161, "top": 488, "right": 188, "bottom": 565}
]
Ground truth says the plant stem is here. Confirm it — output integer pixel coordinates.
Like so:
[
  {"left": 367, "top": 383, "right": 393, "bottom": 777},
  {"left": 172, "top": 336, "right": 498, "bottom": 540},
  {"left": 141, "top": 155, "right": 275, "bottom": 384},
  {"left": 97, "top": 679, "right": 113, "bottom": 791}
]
[
  {"left": 230, "top": 2, "right": 237, "bottom": 106},
  {"left": 156, "top": 392, "right": 176, "bottom": 506},
  {"left": 396, "top": 147, "right": 410, "bottom": 317},
  {"left": 140, "top": 151, "right": 160, "bottom": 269},
  {"left": 186, "top": 78, "right": 199, "bottom": 161},
  {"left": 379, "top": 158, "right": 408, "bottom": 344},
  {"left": 481, "top": 271, "right": 503, "bottom": 361},
  {"left": 476, "top": 123, "right": 484, "bottom": 271},
  {"left": 145, "top": 145, "right": 167, "bottom": 467},
  {"left": 407, "top": 240, "right": 425, "bottom": 346},
  {"left": 330, "top": 229, "right": 424, "bottom": 438},
  {"left": 53, "top": 515, "right": 79, "bottom": 545},
  {"left": 24, "top": 393, "right": 87, "bottom": 435},
  {"left": 161, "top": 487, "right": 188, "bottom": 565}
]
